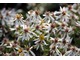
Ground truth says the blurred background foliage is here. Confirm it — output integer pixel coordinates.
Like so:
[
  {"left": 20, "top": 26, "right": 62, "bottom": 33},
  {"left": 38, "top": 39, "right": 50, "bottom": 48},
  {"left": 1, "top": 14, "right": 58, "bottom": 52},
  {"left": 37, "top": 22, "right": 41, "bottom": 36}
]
[{"left": 0, "top": 3, "right": 73, "bottom": 13}]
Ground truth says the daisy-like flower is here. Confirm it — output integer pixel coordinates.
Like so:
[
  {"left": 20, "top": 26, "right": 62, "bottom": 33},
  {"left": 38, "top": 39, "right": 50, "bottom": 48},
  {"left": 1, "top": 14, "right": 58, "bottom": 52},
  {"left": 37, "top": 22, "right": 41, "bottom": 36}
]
[
  {"left": 0, "top": 8, "right": 16, "bottom": 27},
  {"left": 50, "top": 45, "right": 62, "bottom": 56},
  {"left": 50, "top": 32, "right": 72, "bottom": 46},
  {"left": 56, "top": 7, "right": 70, "bottom": 23},
  {"left": 14, "top": 14, "right": 24, "bottom": 27},
  {"left": 17, "top": 46, "right": 35, "bottom": 56},
  {"left": 44, "top": 22, "right": 58, "bottom": 40},
  {"left": 34, "top": 25, "right": 43, "bottom": 35},
  {"left": 55, "top": 21, "right": 68, "bottom": 27},
  {"left": 43, "top": 11, "right": 55, "bottom": 23},
  {"left": 9, "top": 25, "right": 22, "bottom": 35},
  {"left": 17, "top": 25, "right": 37, "bottom": 41},
  {"left": 64, "top": 46, "right": 78, "bottom": 56},
  {"left": 34, "top": 34, "right": 48, "bottom": 51},
  {"left": 68, "top": 4, "right": 78, "bottom": 13},
  {"left": 64, "top": 34, "right": 73, "bottom": 44},
  {"left": 1, "top": 38, "right": 9, "bottom": 45},
  {"left": 50, "top": 37, "right": 62, "bottom": 48},
  {"left": 10, "top": 40, "right": 21, "bottom": 51},
  {"left": 50, "top": 36, "right": 73, "bottom": 56},
  {"left": 69, "top": 4, "right": 80, "bottom": 15},
  {"left": 0, "top": 38, "right": 14, "bottom": 48},
  {"left": 26, "top": 10, "right": 42, "bottom": 26},
  {"left": 61, "top": 26, "right": 74, "bottom": 35},
  {"left": 45, "top": 23, "right": 57, "bottom": 34}
]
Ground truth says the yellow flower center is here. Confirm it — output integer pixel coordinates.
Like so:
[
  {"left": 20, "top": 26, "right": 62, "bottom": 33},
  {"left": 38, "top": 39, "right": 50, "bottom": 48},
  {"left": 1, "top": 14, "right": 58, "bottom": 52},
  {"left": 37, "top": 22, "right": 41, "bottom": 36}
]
[
  {"left": 40, "top": 19, "right": 44, "bottom": 24},
  {"left": 39, "top": 34, "right": 44, "bottom": 40},
  {"left": 19, "top": 53, "right": 24, "bottom": 56},
  {"left": 18, "top": 48, "right": 22, "bottom": 53},
  {"left": 16, "top": 14, "right": 23, "bottom": 20}
]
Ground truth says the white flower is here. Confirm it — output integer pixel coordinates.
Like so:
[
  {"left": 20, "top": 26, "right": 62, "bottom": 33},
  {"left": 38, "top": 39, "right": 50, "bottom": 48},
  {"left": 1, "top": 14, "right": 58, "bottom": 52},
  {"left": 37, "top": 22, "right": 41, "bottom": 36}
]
[
  {"left": 45, "top": 23, "right": 57, "bottom": 34},
  {"left": 65, "top": 34, "right": 73, "bottom": 44},
  {"left": 61, "top": 26, "right": 74, "bottom": 35},
  {"left": 0, "top": 8, "right": 16, "bottom": 26},
  {"left": 34, "top": 34, "right": 48, "bottom": 51},
  {"left": 43, "top": 12, "right": 55, "bottom": 23},
  {"left": 17, "top": 46, "right": 35, "bottom": 56},
  {"left": 26, "top": 10, "right": 42, "bottom": 26},
  {"left": 56, "top": 7, "right": 70, "bottom": 23},
  {"left": 14, "top": 14, "right": 24, "bottom": 27},
  {"left": 63, "top": 46, "right": 78, "bottom": 56},
  {"left": 17, "top": 25, "right": 37, "bottom": 41},
  {"left": 68, "top": 4, "right": 77, "bottom": 13},
  {"left": 50, "top": 37, "right": 63, "bottom": 48},
  {"left": 50, "top": 45, "right": 62, "bottom": 56}
]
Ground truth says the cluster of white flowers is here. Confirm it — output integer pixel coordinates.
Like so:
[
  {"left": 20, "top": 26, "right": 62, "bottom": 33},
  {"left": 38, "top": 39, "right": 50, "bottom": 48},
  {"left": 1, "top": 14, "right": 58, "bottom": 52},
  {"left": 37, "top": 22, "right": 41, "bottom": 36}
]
[{"left": 0, "top": 4, "right": 80, "bottom": 56}]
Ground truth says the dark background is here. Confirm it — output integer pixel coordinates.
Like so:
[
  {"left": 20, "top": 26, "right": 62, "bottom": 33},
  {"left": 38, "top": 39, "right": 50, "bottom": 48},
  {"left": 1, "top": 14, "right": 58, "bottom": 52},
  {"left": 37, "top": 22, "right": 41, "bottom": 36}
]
[{"left": 0, "top": 3, "right": 73, "bottom": 12}]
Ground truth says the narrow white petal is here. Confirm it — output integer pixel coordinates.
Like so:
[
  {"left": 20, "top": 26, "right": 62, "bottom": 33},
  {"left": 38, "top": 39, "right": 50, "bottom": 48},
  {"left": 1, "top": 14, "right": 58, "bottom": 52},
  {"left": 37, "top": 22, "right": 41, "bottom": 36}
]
[
  {"left": 41, "top": 44, "right": 44, "bottom": 51},
  {"left": 30, "top": 50, "right": 35, "bottom": 56}
]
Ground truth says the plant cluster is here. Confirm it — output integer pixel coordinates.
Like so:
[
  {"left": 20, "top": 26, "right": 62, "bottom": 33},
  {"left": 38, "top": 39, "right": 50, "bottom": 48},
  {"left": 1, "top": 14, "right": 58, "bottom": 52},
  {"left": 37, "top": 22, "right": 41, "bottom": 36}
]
[{"left": 0, "top": 4, "right": 80, "bottom": 56}]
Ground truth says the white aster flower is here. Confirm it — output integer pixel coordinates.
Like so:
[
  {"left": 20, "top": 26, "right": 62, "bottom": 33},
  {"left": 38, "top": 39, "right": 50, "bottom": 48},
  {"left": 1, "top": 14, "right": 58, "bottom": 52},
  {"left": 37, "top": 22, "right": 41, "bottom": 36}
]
[
  {"left": 34, "top": 34, "right": 48, "bottom": 51},
  {"left": 17, "top": 25, "right": 37, "bottom": 41}
]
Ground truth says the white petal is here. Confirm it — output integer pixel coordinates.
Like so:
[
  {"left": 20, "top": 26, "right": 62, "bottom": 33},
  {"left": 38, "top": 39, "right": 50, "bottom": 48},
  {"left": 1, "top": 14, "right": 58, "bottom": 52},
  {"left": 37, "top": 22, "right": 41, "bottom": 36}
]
[
  {"left": 63, "top": 50, "right": 72, "bottom": 56},
  {"left": 17, "top": 36, "right": 22, "bottom": 41},
  {"left": 36, "top": 45, "right": 39, "bottom": 50},
  {"left": 35, "top": 40, "right": 40, "bottom": 44},
  {"left": 41, "top": 44, "right": 44, "bottom": 51},
  {"left": 56, "top": 48, "right": 62, "bottom": 56},
  {"left": 43, "top": 40, "right": 48, "bottom": 45},
  {"left": 30, "top": 50, "right": 35, "bottom": 56}
]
